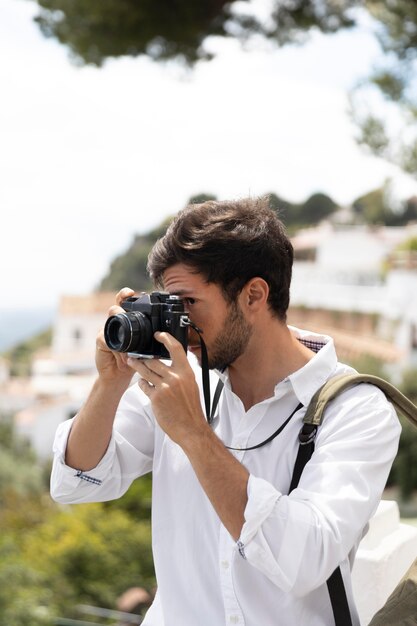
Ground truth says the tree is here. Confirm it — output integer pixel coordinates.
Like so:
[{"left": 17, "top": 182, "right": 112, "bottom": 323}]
[
  {"left": 188, "top": 193, "right": 217, "bottom": 204},
  {"left": 349, "top": 0, "right": 417, "bottom": 176},
  {"left": 352, "top": 185, "right": 391, "bottom": 225},
  {"left": 352, "top": 182, "right": 417, "bottom": 225},
  {"left": 31, "top": 0, "right": 236, "bottom": 66},
  {"left": 28, "top": 0, "right": 361, "bottom": 67},
  {"left": 27, "top": 1, "right": 417, "bottom": 176},
  {"left": 268, "top": 191, "right": 338, "bottom": 230},
  {"left": 299, "top": 192, "right": 337, "bottom": 224}
]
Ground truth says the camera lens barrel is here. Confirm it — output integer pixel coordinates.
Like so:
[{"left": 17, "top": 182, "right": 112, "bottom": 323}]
[{"left": 104, "top": 311, "right": 152, "bottom": 353}]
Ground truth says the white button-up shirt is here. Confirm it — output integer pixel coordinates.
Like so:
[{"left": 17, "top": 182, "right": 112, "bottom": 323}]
[{"left": 50, "top": 327, "right": 401, "bottom": 626}]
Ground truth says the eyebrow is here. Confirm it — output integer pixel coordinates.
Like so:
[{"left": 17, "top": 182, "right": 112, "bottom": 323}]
[{"left": 167, "top": 289, "right": 195, "bottom": 297}]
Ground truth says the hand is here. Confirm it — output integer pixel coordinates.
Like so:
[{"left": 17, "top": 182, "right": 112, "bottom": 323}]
[
  {"left": 128, "top": 332, "right": 208, "bottom": 445},
  {"left": 96, "top": 287, "right": 136, "bottom": 386}
]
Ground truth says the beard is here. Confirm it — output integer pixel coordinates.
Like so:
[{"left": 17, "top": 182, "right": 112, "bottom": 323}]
[{"left": 207, "top": 300, "right": 252, "bottom": 370}]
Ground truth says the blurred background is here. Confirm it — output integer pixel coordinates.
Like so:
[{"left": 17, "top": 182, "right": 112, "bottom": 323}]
[{"left": 1, "top": 0, "right": 417, "bottom": 624}]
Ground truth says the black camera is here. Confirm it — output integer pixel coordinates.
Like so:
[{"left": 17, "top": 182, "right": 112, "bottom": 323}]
[{"left": 104, "top": 292, "right": 189, "bottom": 359}]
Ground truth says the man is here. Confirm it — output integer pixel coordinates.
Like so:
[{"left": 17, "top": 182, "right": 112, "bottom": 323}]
[{"left": 51, "top": 197, "right": 401, "bottom": 626}]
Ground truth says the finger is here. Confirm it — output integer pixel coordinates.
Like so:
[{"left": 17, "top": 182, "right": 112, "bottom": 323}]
[
  {"left": 138, "top": 377, "right": 155, "bottom": 397},
  {"left": 142, "top": 358, "right": 169, "bottom": 376},
  {"left": 113, "top": 352, "right": 130, "bottom": 372},
  {"left": 107, "top": 304, "right": 126, "bottom": 317},
  {"left": 96, "top": 328, "right": 107, "bottom": 349},
  {"left": 128, "top": 358, "right": 163, "bottom": 386},
  {"left": 116, "top": 287, "right": 135, "bottom": 306},
  {"left": 154, "top": 332, "right": 188, "bottom": 365}
]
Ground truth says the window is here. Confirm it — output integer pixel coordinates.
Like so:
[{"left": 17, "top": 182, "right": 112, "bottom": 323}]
[{"left": 73, "top": 328, "right": 83, "bottom": 346}]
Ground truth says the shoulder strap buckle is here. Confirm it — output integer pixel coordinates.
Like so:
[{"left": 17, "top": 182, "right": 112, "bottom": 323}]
[{"left": 298, "top": 423, "right": 317, "bottom": 445}]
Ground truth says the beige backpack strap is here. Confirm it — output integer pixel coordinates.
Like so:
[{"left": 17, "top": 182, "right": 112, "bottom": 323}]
[{"left": 303, "top": 373, "right": 417, "bottom": 428}]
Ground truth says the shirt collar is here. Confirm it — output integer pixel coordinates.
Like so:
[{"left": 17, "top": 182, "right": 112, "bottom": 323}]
[
  {"left": 215, "top": 326, "right": 338, "bottom": 407},
  {"left": 285, "top": 326, "right": 338, "bottom": 406}
]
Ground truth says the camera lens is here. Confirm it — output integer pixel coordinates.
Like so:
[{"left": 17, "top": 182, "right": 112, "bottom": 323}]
[{"left": 104, "top": 312, "right": 152, "bottom": 353}]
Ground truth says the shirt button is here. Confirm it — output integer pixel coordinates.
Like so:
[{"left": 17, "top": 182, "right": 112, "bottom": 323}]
[
  {"left": 230, "top": 616, "right": 240, "bottom": 624},
  {"left": 221, "top": 560, "right": 229, "bottom": 570}
]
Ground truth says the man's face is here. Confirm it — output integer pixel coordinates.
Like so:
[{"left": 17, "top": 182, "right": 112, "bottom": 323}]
[{"left": 163, "top": 263, "right": 252, "bottom": 369}]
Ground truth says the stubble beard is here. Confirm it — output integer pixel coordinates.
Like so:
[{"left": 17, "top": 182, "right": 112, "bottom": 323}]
[{"left": 207, "top": 300, "right": 252, "bottom": 371}]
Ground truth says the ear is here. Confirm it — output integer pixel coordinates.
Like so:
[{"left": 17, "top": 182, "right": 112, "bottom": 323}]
[{"left": 239, "top": 277, "right": 269, "bottom": 314}]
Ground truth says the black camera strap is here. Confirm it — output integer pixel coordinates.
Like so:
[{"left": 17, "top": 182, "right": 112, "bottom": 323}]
[
  {"left": 186, "top": 321, "right": 302, "bottom": 451},
  {"left": 185, "top": 320, "right": 215, "bottom": 421},
  {"left": 225, "top": 401, "right": 302, "bottom": 451}
]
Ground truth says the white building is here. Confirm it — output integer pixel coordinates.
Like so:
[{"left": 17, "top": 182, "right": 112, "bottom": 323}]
[
  {"left": 13, "top": 292, "right": 115, "bottom": 459},
  {"left": 31, "top": 293, "right": 114, "bottom": 397},
  {"left": 290, "top": 222, "right": 417, "bottom": 369}
]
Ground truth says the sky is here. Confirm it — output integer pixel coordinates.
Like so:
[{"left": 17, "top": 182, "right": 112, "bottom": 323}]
[{"left": 2, "top": 0, "right": 417, "bottom": 314}]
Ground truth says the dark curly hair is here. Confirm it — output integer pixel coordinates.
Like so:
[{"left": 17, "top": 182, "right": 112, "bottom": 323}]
[{"left": 147, "top": 196, "right": 293, "bottom": 320}]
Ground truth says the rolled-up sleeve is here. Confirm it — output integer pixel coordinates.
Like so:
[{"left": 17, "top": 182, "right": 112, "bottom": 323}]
[
  {"left": 238, "top": 384, "right": 401, "bottom": 596},
  {"left": 50, "top": 383, "right": 155, "bottom": 504}
]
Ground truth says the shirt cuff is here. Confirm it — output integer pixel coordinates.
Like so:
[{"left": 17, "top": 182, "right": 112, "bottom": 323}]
[
  {"left": 239, "top": 474, "right": 282, "bottom": 546},
  {"left": 51, "top": 417, "right": 116, "bottom": 496},
  {"left": 236, "top": 474, "right": 295, "bottom": 589}
]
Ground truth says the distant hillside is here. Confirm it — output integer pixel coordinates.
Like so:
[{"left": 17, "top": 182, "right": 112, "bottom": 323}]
[
  {"left": 97, "top": 191, "right": 339, "bottom": 292},
  {"left": 98, "top": 217, "right": 173, "bottom": 293},
  {"left": 0, "top": 308, "right": 54, "bottom": 353},
  {"left": 98, "top": 186, "right": 417, "bottom": 293},
  {"left": 3, "top": 326, "right": 53, "bottom": 377}
]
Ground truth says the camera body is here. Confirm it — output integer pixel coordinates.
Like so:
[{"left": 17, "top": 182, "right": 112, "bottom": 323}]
[{"left": 104, "top": 292, "right": 189, "bottom": 359}]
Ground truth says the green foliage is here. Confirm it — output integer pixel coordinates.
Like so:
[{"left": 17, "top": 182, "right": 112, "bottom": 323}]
[
  {"left": 392, "top": 417, "right": 417, "bottom": 501},
  {"left": 269, "top": 191, "right": 338, "bottom": 231},
  {"left": 0, "top": 421, "right": 155, "bottom": 624},
  {"left": 267, "top": 192, "right": 297, "bottom": 221},
  {"left": 371, "top": 70, "right": 407, "bottom": 102},
  {"left": 104, "top": 474, "right": 152, "bottom": 521},
  {"left": 367, "top": 0, "right": 417, "bottom": 62},
  {"left": 345, "top": 354, "right": 388, "bottom": 379},
  {"left": 0, "top": 499, "right": 155, "bottom": 622},
  {"left": 29, "top": 0, "right": 360, "bottom": 67},
  {"left": 99, "top": 234, "right": 154, "bottom": 293},
  {"left": 0, "top": 535, "right": 53, "bottom": 626},
  {"left": 351, "top": 183, "right": 417, "bottom": 226},
  {"left": 301, "top": 193, "right": 337, "bottom": 223},
  {"left": 340, "top": 361, "right": 417, "bottom": 501},
  {"left": 352, "top": 186, "right": 390, "bottom": 225},
  {"left": 349, "top": 0, "right": 417, "bottom": 175},
  {"left": 32, "top": 0, "right": 235, "bottom": 66},
  {"left": 356, "top": 115, "right": 390, "bottom": 155},
  {"left": 188, "top": 193, "right": 217, "bottom": 204},
  {"left": 399, "top": 368, "right": 417, "bottom": 403},
  {"left": 3, "top": 327, "right": 52, "bottom": 377},
  {"left": 0, "top": 422, "right": 45, "bottom": 500},
  {"left": 401, "top": 197, "right": 417, "bottom": 224},
  {"left": 388, "top": 368, "right": 417, "bottom": 500},
  {"left": 21, "top": 503, "right": 154, "bottom": 613},
  {"left": 396, "top": 236, "right": 417, "bottom": 252},
  {"left": 98, "top": 217, "right": 173, "bottom": 292},
  {"left": 26, "top": 0, "right": 417, "bottom": 177}
]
